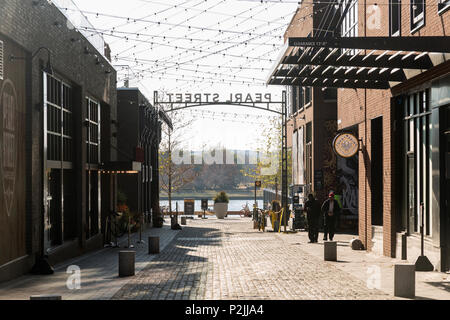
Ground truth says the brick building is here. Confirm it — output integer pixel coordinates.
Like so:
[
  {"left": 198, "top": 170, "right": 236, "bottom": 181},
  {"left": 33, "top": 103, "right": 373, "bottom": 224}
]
[
  {"left": 282, "top": 3, "right": 341, "bottom": 206},
  {"left": 274, "top": 2, "right": 357, "bottom": 225},
  {"left": 269, "top": 1, "right": 450, "bottom": 271},
  {"left": 0, "top": 0, "right": 118, "bottom": 282}
]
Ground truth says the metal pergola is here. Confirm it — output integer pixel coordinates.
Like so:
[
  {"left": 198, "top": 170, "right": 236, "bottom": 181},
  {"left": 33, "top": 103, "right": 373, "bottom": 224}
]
[{"left": 267, "top": 36, "right": 450, "bottom": 89}]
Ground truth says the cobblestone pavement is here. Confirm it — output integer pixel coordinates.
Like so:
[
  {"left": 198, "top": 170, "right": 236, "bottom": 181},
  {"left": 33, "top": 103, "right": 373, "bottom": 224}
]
[
  {"left": 112, "top": 217, "right": 391, "bottom": 300},
  {"left": 0, "top": 222, "right": 180, "bottom": 300}
]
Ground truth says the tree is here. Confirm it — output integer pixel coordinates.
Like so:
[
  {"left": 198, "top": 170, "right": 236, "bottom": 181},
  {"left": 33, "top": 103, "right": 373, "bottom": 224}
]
[
  {"left": 158, "top": 96, "right": 198, "bottom": 214},
  {"left": 241, "top": 118, "right": 292, "bottom": 193}
]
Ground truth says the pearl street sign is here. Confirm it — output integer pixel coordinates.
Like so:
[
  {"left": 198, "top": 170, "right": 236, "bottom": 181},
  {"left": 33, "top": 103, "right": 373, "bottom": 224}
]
[{"left": 163, "top": 92, "right": 274, "bottom": 104}]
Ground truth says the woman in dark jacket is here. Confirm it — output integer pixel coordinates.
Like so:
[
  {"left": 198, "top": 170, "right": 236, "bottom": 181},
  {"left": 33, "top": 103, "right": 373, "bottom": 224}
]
[{"left": 305, "top": 194, "right": 321, "bottom": 243}]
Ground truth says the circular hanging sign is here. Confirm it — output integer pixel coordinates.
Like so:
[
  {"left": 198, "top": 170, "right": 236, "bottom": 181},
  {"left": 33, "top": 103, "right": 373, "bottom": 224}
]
[{"left": 333, "top": 132, "right": 359, "bottom": 158}]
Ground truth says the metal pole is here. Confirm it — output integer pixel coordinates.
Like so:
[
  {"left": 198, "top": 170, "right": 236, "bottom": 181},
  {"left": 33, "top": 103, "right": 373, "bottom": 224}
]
[
  {"left": 282, "top": 90, "right": 288, "bottom": 233},
  {"left": 420, "top": 202, "right": 424, "bottom": 256},
  {"left": 127, "top": 215, "right": 134, "bottom": 248},
  {"left": 275, "top": 177, "right": 278, "bottom": 201},
  {"left": 255, "top": 182, "right": 257, "bottom": 208}
]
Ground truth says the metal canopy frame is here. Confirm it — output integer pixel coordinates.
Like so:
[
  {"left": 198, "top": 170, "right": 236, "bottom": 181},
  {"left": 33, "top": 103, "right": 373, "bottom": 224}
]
[{"left": 268, "top": 36, "right": 450, "bottom": 89}]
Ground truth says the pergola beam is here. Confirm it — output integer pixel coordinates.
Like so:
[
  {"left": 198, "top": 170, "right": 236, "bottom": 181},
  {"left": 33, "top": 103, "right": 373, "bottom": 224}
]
[
  {"left": 283, "top": 52, "right": 433, "bottom": 70},
  {"left": 288, "top": 36, "right": 450, "bottom": 53},
  {"left": 269, "top": 78, "right": 390, "bottom": 89}
]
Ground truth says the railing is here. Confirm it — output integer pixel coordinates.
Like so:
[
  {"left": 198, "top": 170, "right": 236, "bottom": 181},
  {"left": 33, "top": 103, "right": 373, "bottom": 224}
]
[{"left": 52, "top": 0, "right": 106, "bottom": 57}]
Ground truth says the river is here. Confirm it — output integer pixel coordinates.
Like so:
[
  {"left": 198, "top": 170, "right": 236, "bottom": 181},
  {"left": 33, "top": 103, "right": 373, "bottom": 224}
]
[{"left": 159, "top": 199, "right": 263, "bottom": 212}]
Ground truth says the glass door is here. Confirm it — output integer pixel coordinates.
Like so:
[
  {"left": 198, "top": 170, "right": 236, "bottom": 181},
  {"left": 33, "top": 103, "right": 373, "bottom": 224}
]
[{"left": 407, "top": 153, "right": 415, "bottom": 235}]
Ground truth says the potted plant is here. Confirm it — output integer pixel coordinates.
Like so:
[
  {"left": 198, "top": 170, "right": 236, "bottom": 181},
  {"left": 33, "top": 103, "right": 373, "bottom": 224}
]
[{"left": 213, "top": 191, "right": 229, "bottom": 219}]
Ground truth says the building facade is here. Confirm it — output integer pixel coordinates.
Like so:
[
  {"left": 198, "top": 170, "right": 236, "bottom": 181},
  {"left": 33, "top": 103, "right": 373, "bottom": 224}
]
[
  {"left": 269, "top": 1, "right": 450, "bottom": 271},
  {"left": 337, "top": 0, "right": 450, "bottom": 271},
  {"left": 0, "top": 0, "right": 118, "bottom": 282},
  {"left": 283, "top": 3, "right": 347, "bottom": 216},
  {"left": 116, "top": 88, "right": 162, "bottom": 228}
]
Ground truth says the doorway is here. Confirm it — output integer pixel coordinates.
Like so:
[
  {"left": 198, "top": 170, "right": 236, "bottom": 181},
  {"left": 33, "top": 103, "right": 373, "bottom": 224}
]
[
  {"left": 45, "top": 169, "right": 62, "bottom": 249},
  {"left": 443, "top": 105, "right": 450, "bottom": 270},
  {"left": 371, "top": 117, "right": 383, "bottom": 226}
]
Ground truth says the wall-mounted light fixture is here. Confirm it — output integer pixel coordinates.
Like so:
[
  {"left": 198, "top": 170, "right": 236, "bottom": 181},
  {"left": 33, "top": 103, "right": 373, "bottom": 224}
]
[{"left": 10, "top": 47, "right": 53, "bottom": 75}]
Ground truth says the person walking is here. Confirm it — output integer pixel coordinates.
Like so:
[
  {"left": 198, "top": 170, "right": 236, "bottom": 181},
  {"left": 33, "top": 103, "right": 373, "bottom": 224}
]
[
  {"left": 321, "top": 191, "right": 341, "bottom": 241},
  {"left": 305, "top": 194, "right": 320, "bottom": 243}
]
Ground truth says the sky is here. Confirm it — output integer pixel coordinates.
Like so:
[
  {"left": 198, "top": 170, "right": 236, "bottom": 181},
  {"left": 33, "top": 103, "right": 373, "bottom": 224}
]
[{"left": 61, "top": 0, "right": 299, "bottom": 150}]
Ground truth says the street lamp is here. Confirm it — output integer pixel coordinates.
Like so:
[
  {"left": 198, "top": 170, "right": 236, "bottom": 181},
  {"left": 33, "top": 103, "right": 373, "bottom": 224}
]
[{"left": 10, "top": 47, "right": 53, "bottom": 75}]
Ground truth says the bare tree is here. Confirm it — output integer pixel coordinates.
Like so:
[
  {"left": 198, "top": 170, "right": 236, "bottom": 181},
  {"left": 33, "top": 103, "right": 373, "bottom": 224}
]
[{"left": 158, "top": 95, "right": 198, "bottom": 214}]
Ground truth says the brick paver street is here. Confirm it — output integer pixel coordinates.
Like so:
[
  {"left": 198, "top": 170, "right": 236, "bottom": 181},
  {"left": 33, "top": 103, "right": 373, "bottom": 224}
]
[
  {"left": 1, "top": 216, "right": 449, "bottom": 300},
  {"left": 112, "top": 217, "right": 390, "bottom": 300}
]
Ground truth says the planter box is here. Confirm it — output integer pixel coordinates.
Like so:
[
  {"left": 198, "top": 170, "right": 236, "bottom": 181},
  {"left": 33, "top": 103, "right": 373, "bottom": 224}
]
[{"left": 214, "top": 203, "right": 228, "bottom": 219}]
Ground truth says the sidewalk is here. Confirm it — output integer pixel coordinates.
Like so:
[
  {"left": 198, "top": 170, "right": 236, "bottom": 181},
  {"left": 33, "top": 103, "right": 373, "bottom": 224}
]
[
  {"left": 274, "top": 229, "right": 450, "bottom": 300},
  {"left": 0, "top": 221, "right": 180, "bottom": 300}
]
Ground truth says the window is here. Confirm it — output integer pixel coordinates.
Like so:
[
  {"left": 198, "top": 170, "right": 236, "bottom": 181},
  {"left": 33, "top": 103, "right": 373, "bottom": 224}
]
[
  {"left": 86, "top": 97, "right": 100, "bottom": 164},
  {"left": 341, "top": 0, "right": 358, "bottom": 55},
  {"left": 439, "top": 0, "right": 450, "bottom": 14},
  {"left": 290, "top": 86, "right": 298, "bottom": 114},
  {"left": 341, "top": 0, "right": 358, "bottom": 38},
  {"left": 45, "top": 74, "right": 73, "bottom": 163},
  {"left": 0, "top": 40, "right": 3, "bottom": 80},
  {"left": 390, "top": 0, "right": 401, "bottom": 36},
  {"left": 403, "top": 89, "right": 432, "bottom": 236},
  {"left": 410, "top": 0, "right": 425, "bottom": 32},
  {"left": 305, "top": 122, "right": 312, "bottom": 193},
  {"left": 304, "top": 87, "right": 311, "bottom": 107}
]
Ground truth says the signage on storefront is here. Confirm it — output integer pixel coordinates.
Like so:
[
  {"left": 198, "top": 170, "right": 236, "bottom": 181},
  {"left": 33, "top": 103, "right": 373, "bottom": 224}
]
[
  {"left": 1, "top": 79, "right": 19, "bottom": 217},
  {"left": 184, "top": 199, "right": 195, "bottom": 215},
  {"left": 333, "top": 132, "right": 359, "bottom": 158},
  {"left": 201, "top": 199, "right": 208, "bottom": 211},
  {"left": 314, "top": 170, "right": 324, "bottom": 190}
]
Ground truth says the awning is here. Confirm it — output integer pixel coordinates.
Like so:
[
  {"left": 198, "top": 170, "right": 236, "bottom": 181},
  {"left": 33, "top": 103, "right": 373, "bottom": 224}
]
[
  {"left": 267, "top": 36, "right": 450, "bottom": 90},
  {"left": 100, "top": 161, "right": 142, "bottom": 174}
]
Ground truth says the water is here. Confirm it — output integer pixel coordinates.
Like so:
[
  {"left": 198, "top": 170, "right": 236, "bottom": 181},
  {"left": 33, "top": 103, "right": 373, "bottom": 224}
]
[{"left": 159, "top": 199, "right": 262, "bottom": 212}]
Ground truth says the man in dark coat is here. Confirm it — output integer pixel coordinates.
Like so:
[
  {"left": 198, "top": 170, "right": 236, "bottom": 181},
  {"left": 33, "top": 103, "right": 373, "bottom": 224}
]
[
  {"left": 321, "top": 191, "right": 341, "bottom": 241},
  {"left": 304, "top": 194, "right": 320, "bottom": 243}
]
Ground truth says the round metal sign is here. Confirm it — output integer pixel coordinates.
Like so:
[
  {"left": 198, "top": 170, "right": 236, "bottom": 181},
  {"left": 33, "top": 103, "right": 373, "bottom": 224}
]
[{"left": 333, "top": 132, "right": 359, "bottom": 158}]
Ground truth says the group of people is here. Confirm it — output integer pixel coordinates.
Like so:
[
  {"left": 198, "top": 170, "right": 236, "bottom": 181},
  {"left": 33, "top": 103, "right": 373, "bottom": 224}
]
[{"left": 304, "top": 191, "right": 341, "bottom": 243}]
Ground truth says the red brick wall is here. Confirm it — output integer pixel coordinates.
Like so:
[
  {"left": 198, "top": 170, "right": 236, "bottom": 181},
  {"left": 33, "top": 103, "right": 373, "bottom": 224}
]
[{"left": 338, "top": 1, "right": 450, "bottom": 257}]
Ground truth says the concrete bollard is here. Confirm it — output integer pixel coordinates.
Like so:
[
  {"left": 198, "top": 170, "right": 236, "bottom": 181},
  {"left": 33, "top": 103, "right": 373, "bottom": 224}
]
[
  {"left": 394, "top": 263, "right": 415, "bottom": 298},
  {"left": 148, "top": 236, "right": 160, "bottom": 254},
  {"left": 119, "top": 251, "right": 135, "bottom": 277},
  {"left": 324, "top": 241, "right": 337, "bottom": 261},
  {"left": 30, "top": 295, "right": 62, "bottom": 300},
  {"left": 181, "top": 216, "right": 187, "bottom": 225}
]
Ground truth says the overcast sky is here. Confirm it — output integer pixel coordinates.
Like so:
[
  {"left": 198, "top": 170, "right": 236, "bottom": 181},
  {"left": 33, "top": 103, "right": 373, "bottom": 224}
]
[{"left": 65, "top": 0, "right": 298, "bottom": 150}]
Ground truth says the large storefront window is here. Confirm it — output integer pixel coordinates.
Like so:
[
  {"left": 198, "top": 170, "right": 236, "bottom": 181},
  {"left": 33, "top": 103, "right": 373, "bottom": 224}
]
[
  {"left": 85, "top": 97, "right": 101, "bottom": 239},
  {"left": 43, "top": 73, "right": 76, "bottom": 249},
  {"left": 404, "top": 89, "right": 432, "bottom": 236},
  {"left": 305, "top": 122, "right": 312, "bottom": 195},
  {"left": 342, "top": 0, "right": 358, "bottom": 55}
]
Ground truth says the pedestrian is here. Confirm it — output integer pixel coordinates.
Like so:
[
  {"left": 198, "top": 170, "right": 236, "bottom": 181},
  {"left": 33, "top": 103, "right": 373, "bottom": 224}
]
[
  {"left": 321, "top": 191, "right": 341, "bottom": 241},
  {"left": 304, "top": 194, "right": 320, "bottom": 243}
]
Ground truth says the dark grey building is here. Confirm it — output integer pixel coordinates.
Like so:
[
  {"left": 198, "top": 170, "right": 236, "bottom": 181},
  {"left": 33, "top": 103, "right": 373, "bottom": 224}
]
[
  {"left": 116, "top": 88, "right": 163, "bottom": 228},
  {"left": 0, "top": 0, "right": 117, "bottom": 282}
]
